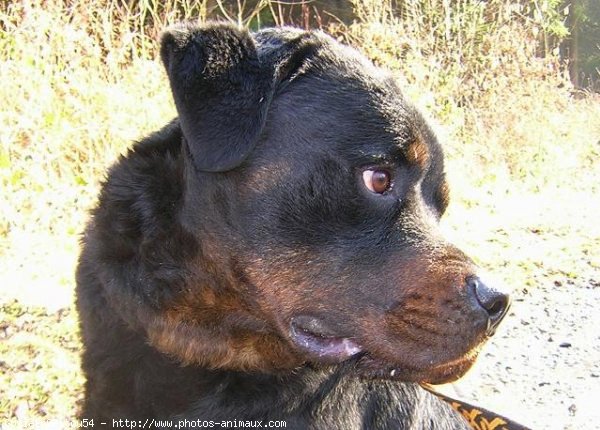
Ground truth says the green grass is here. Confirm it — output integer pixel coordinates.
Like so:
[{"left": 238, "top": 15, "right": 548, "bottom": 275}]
[{"left": 1, "top": 0, "right": 599, "bottom": 423}]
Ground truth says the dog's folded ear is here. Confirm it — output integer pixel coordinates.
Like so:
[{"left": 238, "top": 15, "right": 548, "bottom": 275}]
[
  {"left": 161, "top": 25, "right": 272, "bottom": 172},
  {"left": 161, "top": 23, "right": 321, "bottom": 173},
  {"left": 161, "top": 23, "right": 272, "bottom": 172}
]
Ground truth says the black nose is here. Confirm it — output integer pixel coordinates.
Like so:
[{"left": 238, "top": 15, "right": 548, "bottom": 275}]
[{"left": 467, "top": 276, "right": 511, "bottom": 334}]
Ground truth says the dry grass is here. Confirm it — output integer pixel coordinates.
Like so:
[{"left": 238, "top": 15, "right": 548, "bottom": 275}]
[{"left": 1, "top": 0, "right": 599, "bottom": 425}]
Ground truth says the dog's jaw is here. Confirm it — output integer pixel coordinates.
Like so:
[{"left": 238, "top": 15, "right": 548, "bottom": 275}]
[{"left": 354, "top": 349, "right": 481, "bottom": 385}]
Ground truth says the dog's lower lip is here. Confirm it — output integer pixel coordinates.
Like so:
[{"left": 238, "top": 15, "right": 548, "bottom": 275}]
[
  {"left": 356, "top": 352, "right": 477, "bottom": 385},
  {"left": 289, "top": 323, "right": 362, "bottom": 362}
]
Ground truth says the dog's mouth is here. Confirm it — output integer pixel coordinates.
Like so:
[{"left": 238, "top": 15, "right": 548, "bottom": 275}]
[
  {"left": 289, "top": 318, "right": 363, "bottom": 363},
  {"left": 289, "top": 316, "right": 479, "bottom": 384}
]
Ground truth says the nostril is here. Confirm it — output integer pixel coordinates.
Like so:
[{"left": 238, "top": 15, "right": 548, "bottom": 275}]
[
  {"left": 486, "top": 298, "right": 506, "bottom": 317},
  {"left": 467, "top": 276, "right": 511, "bottom": 329}
]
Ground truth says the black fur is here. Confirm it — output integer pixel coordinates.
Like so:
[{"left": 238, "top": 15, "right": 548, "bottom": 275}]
[{"left": 76, "top": 23, "right": 506, "bottom": 429}]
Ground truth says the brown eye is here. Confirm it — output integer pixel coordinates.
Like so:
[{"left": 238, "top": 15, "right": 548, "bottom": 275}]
[{"left": 362, "top": 169, "right": 392, "bottom": 194}]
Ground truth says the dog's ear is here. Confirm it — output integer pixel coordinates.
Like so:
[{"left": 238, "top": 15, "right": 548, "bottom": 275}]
[
  {"left": 161, "top": 23, "right": 321, "bottom": 173},
  {"left": 161, "top": 23, "right": 271, "bottom": 172}
]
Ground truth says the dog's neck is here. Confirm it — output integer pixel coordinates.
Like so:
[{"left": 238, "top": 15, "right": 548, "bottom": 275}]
[
  {"left": 178, "top": 140, "right": 249, "bottom": 252},
  {"left": 179, "top": 140, "right": 211, "bottom": 233},
  {"left": 174, "top": 362, "right": 435, "bottom": 427}
]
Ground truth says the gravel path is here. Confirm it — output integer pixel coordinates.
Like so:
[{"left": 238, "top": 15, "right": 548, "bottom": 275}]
[{"left": 450, "top": 277, "right": 600, "bottom": 429}]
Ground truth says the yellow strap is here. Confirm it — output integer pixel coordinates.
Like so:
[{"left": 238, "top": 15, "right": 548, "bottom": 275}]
[{"left": 420, "top": 384, "right": 531, "bottom": 430}]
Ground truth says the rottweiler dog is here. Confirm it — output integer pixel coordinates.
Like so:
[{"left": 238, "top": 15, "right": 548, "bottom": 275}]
[{"left": 76, "top": 23, "right": 510, "bottom": 429}]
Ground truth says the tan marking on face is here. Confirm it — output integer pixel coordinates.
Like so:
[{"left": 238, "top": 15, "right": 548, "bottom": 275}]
[
  {"left": 138, "top": 240, "right": 310, "bottom": 372},
  {"left": 353, "top": 246, "right": 485, "bottom": 373},
  {"left": 436, "top": 179, "right": 450, "bottom": 211},
  {"left": 405, "top": 138, "right": 430, "bottom": 169},
  {"left": 146, "top": 313, "right": 302, "bottom": 371}
]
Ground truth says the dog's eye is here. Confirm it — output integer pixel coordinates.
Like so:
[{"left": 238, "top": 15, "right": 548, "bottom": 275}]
[{"left": 362, "top": 169, "right": 392, "bottom": 194}]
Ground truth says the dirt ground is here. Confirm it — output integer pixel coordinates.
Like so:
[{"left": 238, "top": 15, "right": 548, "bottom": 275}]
[
  {"left": 438, "top": 188, "right": 600, "bottom": 429},
  {"left": 449, "top": 277, "right": 600, "bottom": 429}
]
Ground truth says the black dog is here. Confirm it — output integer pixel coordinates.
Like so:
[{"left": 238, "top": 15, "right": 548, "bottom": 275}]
[{"left": 76, "top": 23, "right": 510, "bottom": 429}]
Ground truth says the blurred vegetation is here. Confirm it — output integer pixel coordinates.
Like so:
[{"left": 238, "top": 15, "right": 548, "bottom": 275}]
[
  {"left": 563, "top": 0, "right": 600, "bottom": 89},
  {"left": 1, "top": 0, "right": 599, "bottom": 424}
]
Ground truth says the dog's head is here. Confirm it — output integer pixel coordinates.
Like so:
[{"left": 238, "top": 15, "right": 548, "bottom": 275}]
[{"left": 152, "top": 23, "right": 510, "bottom": 385}]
